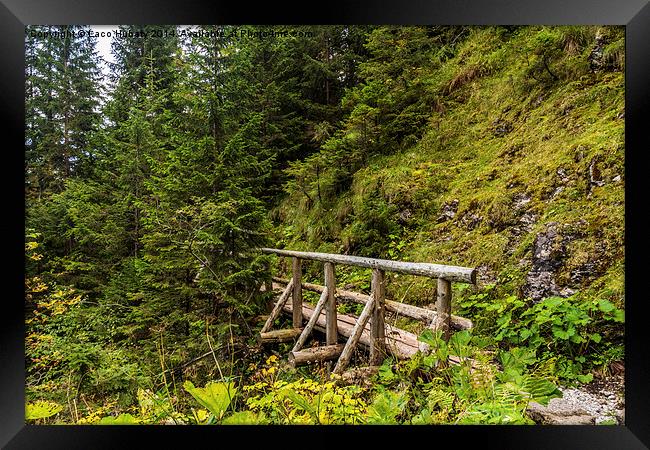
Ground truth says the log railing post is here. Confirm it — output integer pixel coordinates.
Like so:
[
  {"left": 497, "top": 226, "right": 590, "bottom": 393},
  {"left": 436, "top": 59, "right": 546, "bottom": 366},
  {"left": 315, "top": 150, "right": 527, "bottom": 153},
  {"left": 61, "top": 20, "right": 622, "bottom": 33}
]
[
  {"left": 370, "top": 268, "right": 386, "bottom": 366},
  {"left": 324, "top": 262, "right": 337, "bottom": 345},
  {"left": 292, "top": 257, "right": 303, "bottom": 328},
  {"left": 435, "top": 278, "right": 452, "bottom": 342}
]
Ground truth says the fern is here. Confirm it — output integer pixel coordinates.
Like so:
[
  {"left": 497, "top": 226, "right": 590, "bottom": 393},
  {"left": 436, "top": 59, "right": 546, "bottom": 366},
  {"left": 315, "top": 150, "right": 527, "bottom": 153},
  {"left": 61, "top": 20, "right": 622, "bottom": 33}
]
[
  {"left": 25, "top": 400, "right": 63, "bottom": 421},
  {"left": 427, "top": 388, "right": 454, "bottom": 411}
]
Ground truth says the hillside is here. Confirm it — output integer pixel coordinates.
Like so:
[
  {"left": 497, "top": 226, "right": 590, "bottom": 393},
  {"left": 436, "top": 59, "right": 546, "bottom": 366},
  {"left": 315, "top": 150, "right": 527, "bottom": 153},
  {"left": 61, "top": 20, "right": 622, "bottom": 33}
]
[{"left": 275, "top": 25, "right": 624, "bottom": 338}]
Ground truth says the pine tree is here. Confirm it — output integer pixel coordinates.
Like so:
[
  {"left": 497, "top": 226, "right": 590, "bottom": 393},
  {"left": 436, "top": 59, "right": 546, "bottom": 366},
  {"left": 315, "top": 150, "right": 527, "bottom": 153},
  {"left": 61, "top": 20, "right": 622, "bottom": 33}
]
[
  {"left": 106, "top": 25, "right": 180, "bottom": 124},
  {"left": 25, "top": 25, "right": 102, "bottom": 200},
  {"left": 136, "top": 27, "right": 272, "bottom": 344}
]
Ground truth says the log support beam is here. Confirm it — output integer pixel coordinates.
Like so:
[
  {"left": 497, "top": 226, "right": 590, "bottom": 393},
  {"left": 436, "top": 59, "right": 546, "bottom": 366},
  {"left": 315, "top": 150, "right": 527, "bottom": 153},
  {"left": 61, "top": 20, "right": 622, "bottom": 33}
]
[
  {"left": 272, "top": 277, "right": 472, "bottom": 330},
  {"left": 370, "top": 269, "right": 386, "bottom": 366},
  {"left": 324, "top": 262, "right": 337, "bottom": 346},
  {"left": 433, "top": 278, "right": 452, "bottom": 341},
  {"left": 258, "top": 328, "right": 303, "bottom": 344},
  {"left": 292, "top": 257, "right": 303, "bottom": 327},
  {"left": 289, "top": 344, "right": 345, "bottom": 367}
]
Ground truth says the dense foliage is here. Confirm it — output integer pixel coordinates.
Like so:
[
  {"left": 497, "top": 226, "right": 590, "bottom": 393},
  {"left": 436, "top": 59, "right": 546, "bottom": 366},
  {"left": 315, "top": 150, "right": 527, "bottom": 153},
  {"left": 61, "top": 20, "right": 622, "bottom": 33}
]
[{"left": 25, "top": 25, "right": 624, "bottom": 425}]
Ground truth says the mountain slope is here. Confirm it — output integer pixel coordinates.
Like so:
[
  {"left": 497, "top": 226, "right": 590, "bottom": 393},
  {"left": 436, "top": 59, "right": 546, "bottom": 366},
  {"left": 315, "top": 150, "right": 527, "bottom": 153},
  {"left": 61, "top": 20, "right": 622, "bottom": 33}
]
[{"left": 274, "top": 26, "right": 624, "bottom": 316}]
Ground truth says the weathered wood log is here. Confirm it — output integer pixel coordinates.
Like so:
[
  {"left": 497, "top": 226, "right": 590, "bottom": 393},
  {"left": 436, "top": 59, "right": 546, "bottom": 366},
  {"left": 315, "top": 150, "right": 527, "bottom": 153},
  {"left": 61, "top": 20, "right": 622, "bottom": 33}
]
[
  {"left": 260, "top": 279, "right": 294, "bottom": 333},
  {"left": 324, "top": 262, "right": 337, "bottom": 345},
  {"left": 272, "top": 277, "right": 473, "bottom": 330},
  {"left": 258, "top": 328, "right": 303, "bottom": 344},
  {"left": 288, "top": 344, "right": 345, "bottom": 367},
  {"left": 333, "top": 295, "right": 375, "bottom": 374},
  {"left": 370, "top": 269, "right": 386, "bottom": 366},
  {"left": 433, "top": 278, "right": 452, "bottom": 342},
  {"left": 292, "top": 287, "right": 329, "bottom": 353},
  {"left": 292, "top": 257, "right": 303, "bottom": 327},
  {"left": 261, "top": 248, "right": 476, "bottom": 284},
  {"left": 281, "top": 301, "right": 474, "bottom": 367}
]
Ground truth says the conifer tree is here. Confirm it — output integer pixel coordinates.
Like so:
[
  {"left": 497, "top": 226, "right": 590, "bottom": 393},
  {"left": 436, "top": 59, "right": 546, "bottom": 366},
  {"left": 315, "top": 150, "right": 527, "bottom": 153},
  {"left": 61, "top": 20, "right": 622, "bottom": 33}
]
[{"left": 25, "top": 25, "right": 102, "bottom": 200}]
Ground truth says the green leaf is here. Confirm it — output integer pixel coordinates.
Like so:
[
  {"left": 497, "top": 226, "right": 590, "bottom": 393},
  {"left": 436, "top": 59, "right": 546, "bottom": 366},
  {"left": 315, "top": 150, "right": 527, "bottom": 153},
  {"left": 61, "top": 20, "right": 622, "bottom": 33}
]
[
  {"left": 418, "top": 328, "right": 441, "bottom": 347},
  {"left": 282, "top": 389, "right": 318, "bottom": 421},
  {"left": 612, "top": 309, "right": 625, "bottom": 323},
  {"left": 183, "top": 380, "right": 237, "bottom": 420},
  {"left": 597, "top": 299, "right": 615, "bottom": 313},
  {"left": 569, "top": 333, "right": 585, "bottom": 344},
  {"left": 470, "top": 335, "right": 493, "bottom": 349},
  {"left": 367, "top": 390, "right": 407, "bottom": 424},
  {"left": 410, "top": 408, "right": 433, "bottom": 425},
  {"left": 576, "top": 373, "right": 593, "bottom": 384},
  {"left": 221, "top": 410, "right": 262, "bottom": 425},
  {"left": 590, "top": 333, "right": 602, "bottom": 343},
  {"left": 378, "top": 360, "right": 397, "bottom": 383},
  {"left": 99, "top": 413, "right": 139, "bottom": 425},
  {"left": 520, "top": 377, "right": 563, "bottom": 406},
  {"left": 499, "top": 347, "right": 536, "bottom": 375},
  {"left": 449, "top": 330, "right": 472, "bottom": 348},
  {"left": 25, "top": 401, "right": 63, "bottom": 421},
  {"left": 552, "top": 326, "right": 570, "bottom": 340}
]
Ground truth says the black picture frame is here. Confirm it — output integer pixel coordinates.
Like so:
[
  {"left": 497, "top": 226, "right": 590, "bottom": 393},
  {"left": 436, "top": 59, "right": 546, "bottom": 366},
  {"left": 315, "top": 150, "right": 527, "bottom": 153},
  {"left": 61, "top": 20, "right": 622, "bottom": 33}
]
[{"left": 2, "top": 1, "right": 648, "bottom": 448}]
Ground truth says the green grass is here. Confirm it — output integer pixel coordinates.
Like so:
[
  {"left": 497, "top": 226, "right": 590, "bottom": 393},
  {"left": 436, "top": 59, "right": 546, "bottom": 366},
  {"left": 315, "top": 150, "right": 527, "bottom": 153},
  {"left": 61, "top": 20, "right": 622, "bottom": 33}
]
[{"left": 274, "top": 25, "right": 624, "bottom": 315}]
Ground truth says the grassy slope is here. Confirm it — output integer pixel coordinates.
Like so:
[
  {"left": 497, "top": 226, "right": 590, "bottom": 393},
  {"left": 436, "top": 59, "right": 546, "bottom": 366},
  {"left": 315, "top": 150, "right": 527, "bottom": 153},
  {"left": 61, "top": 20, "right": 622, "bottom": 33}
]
[{"left": 273, "top": 27, "right": 624, "bottom": 326}]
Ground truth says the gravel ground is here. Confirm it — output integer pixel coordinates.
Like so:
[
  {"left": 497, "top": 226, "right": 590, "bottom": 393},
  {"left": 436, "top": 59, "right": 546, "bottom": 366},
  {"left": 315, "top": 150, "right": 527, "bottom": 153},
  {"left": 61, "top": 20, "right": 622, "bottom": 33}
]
[{"left": 552, "top": 373, "right": 625, "bottom": 424}]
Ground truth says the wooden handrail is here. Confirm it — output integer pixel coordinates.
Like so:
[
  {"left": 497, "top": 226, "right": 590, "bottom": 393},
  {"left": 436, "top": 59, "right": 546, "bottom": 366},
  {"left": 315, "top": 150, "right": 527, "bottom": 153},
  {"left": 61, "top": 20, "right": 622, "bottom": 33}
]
[{"left": 260, "top": 247, "right": 476, "bottom": 284}]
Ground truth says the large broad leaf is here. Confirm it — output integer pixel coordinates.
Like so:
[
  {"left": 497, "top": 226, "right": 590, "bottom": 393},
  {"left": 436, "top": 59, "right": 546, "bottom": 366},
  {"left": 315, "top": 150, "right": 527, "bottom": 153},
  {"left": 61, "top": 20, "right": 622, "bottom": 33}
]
[
  {"left": 221, "top": 410, "right": 262, "bottom": 425},
  {"left": 183, "top": 381, "right": 237, "bottom": 420},
  {"left": 367, "top": 390, "right": 407, "bottom": 424},
  {"left": 99, "top": 413, "right": 139, "bottom": 425},
  {"left": 499, "top": 347, "right": 536, "bottom": 375},
  {"left": 25, "top": 400, "right": 63, "bottom": 421},
  {"left": 448, "top": 330, "right": 472, "bottom": 357},
  {"left": 418, "top": 329, "right": 444, "bottom": 348},
  {"left": 377, "top": 360, "right": 397, "bottom": 383}
]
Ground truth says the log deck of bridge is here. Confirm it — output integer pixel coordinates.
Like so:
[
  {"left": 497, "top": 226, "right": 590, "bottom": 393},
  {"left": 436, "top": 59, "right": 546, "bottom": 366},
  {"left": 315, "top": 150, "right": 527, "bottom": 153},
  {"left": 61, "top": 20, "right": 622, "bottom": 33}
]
[
  {"left": 272, "top": 281, "right": 421, "bottom": 360},
  {"left": 259, "top": 248, "right": 477, "bottom": 373}
]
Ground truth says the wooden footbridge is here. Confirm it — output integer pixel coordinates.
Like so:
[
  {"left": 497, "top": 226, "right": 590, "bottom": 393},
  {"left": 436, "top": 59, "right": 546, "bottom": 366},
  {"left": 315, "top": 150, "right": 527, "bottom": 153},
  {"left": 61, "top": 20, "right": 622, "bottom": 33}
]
[{"left": 258, "top": 248, "right": 477, "bottom": 375}]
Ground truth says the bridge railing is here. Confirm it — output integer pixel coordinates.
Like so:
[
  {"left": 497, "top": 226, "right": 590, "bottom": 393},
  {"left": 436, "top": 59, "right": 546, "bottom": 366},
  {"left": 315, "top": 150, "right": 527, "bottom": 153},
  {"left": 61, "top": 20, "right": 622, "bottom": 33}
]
[{"left": 259, "top": 247, "right": 477, "bottom": 374}]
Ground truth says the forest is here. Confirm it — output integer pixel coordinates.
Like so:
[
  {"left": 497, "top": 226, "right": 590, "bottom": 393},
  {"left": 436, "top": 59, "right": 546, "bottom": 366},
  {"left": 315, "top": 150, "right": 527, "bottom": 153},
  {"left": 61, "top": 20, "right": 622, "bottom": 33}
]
[{"left": 25, "top": 25, "right": 625, "bottom": 425}]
